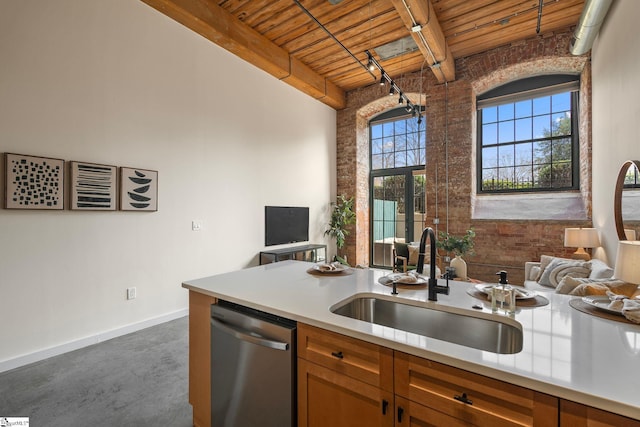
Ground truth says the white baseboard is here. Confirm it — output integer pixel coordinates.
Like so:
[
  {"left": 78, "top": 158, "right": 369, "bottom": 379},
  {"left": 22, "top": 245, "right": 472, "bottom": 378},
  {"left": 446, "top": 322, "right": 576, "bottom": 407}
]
[{"left": 0, "top": 308, "right": 189, "bottom": 374}]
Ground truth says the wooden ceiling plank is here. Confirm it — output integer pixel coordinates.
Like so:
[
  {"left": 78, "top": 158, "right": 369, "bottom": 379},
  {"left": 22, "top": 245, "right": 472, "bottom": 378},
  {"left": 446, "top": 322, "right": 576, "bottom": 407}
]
[
  {"left": 450, "top": 21, "right": 577, "bottom": 59},
  {"left": 140, "top": 0, "right": 345, "bottom": 109},
  {"left": 278, "top": 2, "right": 397, "bottom": 55},
  {"left": 441, "top": 0, "right": 534, "bottom": 36},
  {"left": 292, "top": 12, "right": 403, "bottom": 65},
  {"left": 446, "top": 3, "right": 583, "bottom": 57},
  {"left": 435, "top": 0, "right": 520, "bottom": 24},
  {"left": 443, "top": 0, "right": 583, "bottom": 39},
  {"left": 389, "top": 0, "right": 455, "bottom": 82}
]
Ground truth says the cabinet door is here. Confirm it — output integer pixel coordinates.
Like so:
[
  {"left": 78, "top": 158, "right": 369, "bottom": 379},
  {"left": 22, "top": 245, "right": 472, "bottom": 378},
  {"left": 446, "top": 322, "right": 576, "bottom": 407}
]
[
  {"left": 395, "top": 396, "right": 471, "bottom": 427},
  {"left": 298, "top": 358, "right": 394, "bottom": 427},
  {"left": 395, "top": 351, "right": 558, "bottom": 427},
  {"left": 298, "top": 323, "right": 393, "bottom": 392},
  {"left": 560, "top": 400, "right": 640, "bottom": 427}
]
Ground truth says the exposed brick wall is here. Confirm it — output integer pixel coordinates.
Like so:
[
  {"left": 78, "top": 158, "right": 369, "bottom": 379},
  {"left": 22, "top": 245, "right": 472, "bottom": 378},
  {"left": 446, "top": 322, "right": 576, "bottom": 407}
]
[{"left": 337, "top": 30, "right": 595, "bottom": 284}]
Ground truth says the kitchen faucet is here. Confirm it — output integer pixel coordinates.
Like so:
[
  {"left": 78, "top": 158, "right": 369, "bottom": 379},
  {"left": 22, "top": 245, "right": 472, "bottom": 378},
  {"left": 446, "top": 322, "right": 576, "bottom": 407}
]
[{"left": 416, "top": 227, "right": 450, "bottom": 301}]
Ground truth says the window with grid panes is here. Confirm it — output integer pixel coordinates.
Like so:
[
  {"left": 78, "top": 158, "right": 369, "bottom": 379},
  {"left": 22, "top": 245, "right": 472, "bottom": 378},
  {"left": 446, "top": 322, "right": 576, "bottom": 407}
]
[{"left": 477, "top": 75, "right": 580, "bottom": 193}]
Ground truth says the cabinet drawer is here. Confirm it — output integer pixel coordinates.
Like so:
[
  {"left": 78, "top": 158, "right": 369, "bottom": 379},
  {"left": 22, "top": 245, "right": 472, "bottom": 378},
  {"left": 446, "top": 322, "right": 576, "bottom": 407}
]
[
  {"left": 395, "top": 352, "right": 558, "bottom": 427},
  {"left": 298, "top": 359, "right": 394, "bottom": 427},
  {"left": 298, "top": 323, "right": 393, "bottom": 391},
  {"left": 560, "top": 399, "right": 640, "bottom": 427},
  {"left": 395, "top": 395, "right": 472, "bottom": 427}
]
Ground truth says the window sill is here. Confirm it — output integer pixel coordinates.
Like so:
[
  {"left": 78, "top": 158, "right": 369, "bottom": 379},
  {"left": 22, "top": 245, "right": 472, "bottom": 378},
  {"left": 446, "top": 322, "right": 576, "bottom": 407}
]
[{"left": 472, "top": 191, "right": 588, "bottom": 221}]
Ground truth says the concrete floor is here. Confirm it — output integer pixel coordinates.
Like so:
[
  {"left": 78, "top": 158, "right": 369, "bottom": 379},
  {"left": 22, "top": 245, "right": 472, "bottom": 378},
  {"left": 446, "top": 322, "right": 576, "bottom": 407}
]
[{"left": 0, "top": 316, "right": 192, "bottom": 427}]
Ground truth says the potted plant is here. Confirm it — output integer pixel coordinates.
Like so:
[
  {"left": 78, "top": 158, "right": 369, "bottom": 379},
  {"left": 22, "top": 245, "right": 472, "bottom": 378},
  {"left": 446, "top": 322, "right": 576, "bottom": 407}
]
[
  {"left": 437, "top": 228, "right": 475, "bottom": 280},
  {"left": 324, "top": 195, "right": 356, "bottom": 264}
]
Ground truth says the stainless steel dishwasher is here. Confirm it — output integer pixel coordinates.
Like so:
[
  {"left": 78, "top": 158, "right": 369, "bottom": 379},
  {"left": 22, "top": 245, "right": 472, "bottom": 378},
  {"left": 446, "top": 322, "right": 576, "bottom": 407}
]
[{"left": 210, "top": 300, "right": 297, "bottom": 427}]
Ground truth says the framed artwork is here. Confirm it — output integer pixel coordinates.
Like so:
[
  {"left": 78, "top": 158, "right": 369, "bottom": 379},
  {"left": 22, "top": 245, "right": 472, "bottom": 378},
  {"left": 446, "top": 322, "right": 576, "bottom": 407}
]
[
  {"left": 4, "top": 153, "right": 65, "bottom": 210},
  {"left": 120, "top": 167, "right": 158, "bottom": 211},
  {"left": 70, "top": 161, "right": 117, "bottom": 210}
]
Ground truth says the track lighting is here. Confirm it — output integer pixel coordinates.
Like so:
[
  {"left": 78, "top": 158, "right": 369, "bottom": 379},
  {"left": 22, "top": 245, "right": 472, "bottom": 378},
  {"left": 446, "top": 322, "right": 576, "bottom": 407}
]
[{"left": 366, "top": 50, "right": 422, "bottom": 124}]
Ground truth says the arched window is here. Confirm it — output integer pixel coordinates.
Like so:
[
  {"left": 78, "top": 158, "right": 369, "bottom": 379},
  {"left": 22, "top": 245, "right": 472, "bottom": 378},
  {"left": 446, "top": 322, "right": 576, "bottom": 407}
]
[
  {"left": 477, "top": 75, "right": 580, "bottom": 193},
  {"left": 369, "top": 108, "right": 426, "bottom": 269}
]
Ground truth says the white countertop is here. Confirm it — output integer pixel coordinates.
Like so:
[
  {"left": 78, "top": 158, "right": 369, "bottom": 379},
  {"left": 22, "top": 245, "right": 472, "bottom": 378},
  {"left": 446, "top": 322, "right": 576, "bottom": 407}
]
[{"left": 183, "top": 260, "right": 640, "bottom": 420}]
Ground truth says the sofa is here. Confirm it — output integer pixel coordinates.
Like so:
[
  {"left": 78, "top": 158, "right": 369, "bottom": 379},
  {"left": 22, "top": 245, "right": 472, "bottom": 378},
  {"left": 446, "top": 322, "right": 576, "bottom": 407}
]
[{"left": 524, "top": 255, "right": 640, "bottom": 297}]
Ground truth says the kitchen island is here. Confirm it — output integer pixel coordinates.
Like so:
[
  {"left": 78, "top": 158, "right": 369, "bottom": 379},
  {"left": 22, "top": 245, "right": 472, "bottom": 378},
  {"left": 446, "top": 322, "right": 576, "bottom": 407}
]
[{"left": 183, "top": 260, "right": 640, "bottom": 426}]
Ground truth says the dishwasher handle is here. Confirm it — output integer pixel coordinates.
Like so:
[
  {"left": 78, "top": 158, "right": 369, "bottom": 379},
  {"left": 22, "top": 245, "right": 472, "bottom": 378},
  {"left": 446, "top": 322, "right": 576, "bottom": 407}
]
[{"left": 211, "top": 317, "right": 289, "bottom": 351}]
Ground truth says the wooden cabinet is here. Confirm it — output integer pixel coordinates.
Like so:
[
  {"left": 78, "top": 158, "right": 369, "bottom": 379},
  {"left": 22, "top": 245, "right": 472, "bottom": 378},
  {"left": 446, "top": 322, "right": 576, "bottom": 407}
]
[
  {"left": 395, "top": 395, "right": 472, "bottom": 427},
  {"left": 188, "top": 290, "right": 216, "bottom": 427},
  {"left": 297, "top": 323, "right": 393, "bottom": 391},
  {"left": 560, "top": 399, "right": 640, "bottom": 427},
  {"left": 394, "top": 351, "right": 558, "bottom": 427},
  {"left": 189, "top": 311, "right": 639, "bottom": 427},
  {"left": 298, "top": 359, "right": 394, "bottom": 427},
  {"left": 297, "top": 323, "right": 394, "bottom": 427}
]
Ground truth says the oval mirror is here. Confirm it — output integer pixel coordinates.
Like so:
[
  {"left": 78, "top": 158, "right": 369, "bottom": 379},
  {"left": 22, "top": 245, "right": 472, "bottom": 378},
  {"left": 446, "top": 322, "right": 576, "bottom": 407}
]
[{"left": 614, "top": 160, "right": 640, "bottom": 240}]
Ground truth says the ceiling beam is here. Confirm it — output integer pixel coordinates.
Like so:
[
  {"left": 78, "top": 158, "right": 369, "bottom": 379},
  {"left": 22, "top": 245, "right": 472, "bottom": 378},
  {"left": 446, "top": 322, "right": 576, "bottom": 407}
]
[
  {"left": 140, "top": 0, "right": 346, "bottom": 109},
  {"left": 389, "top": 0, "right": 455, "bottom": 83}
]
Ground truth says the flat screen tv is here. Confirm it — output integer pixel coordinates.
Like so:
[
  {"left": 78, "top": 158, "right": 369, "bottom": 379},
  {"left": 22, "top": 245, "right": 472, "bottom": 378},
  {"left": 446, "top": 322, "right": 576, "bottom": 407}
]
[{"left": 265, "top": 206, "right": 309, "bottom": 246}]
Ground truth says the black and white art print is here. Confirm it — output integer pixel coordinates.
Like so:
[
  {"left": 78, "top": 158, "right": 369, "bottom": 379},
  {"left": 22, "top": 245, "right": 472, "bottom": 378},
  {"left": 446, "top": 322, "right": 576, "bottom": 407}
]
[
  {"left": 70, "top": 161, "right": 117, "bottom": 210},
  {"left": 4, "top": 153, "right": 64, "bottom": 210},
  {"left": 120, "top": 167, "right": 158, "bottom": 211}
]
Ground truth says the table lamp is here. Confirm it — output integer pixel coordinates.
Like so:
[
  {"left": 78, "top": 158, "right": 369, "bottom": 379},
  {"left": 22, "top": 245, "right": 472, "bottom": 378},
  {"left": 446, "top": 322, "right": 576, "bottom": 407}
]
[
  {"left": 564, "top": 228, "right": 600, "bottom": 261},
  {"left": 625, "top": 229, "right": 637, "bottom": 241},
  {"left": 614, "top": 240, "right": 640, "bottom": 285}
]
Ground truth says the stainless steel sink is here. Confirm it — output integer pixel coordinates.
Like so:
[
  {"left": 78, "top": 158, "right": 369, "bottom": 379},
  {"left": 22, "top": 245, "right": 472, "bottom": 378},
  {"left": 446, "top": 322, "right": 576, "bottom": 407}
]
[{"left": 331, "top": 295, "right": 523, "bottom": 354}]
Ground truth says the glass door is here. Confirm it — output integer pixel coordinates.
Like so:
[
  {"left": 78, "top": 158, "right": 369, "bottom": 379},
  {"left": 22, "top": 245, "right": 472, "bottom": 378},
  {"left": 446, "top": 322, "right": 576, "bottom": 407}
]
[{"left": 371, "top": 171, "right": 425, "bottom": 269}]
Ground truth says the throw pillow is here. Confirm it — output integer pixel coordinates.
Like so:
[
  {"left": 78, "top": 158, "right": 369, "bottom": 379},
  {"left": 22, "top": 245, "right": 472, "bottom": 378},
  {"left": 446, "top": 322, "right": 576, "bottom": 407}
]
[
  {"left": 538, "top": 258, "right": 591, "bottom": 288},
  {"left": 555, "top": 276, "right": 584, "bottom": 294},
  {"left": 529, "top": 266, "right": 541, "bottom": 281},
  {"left": 588, "top": 258, "right": 614, "bottom": 280},
  {"left": 555, "top": 277, "right": 640, "bottom": 297},
  {"left": 535, "top": 255, "right": 573, "bottom": 282},
  {"left": 568, "top": 283, "right": 609, "bottom": 296},
  {"left": 408, "top": 245, "right": 420, "bottom": 265}
]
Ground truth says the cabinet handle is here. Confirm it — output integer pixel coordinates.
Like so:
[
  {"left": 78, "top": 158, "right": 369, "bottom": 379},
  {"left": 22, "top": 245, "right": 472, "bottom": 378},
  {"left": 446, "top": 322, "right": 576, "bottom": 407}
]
[
  {"left": 381, "top": 399, "right": 388, "bottom": 415},
  {"left": 454, "top": 392, "right": 473, "bottom": 405},
  {"left": 397, "top": 406, "right": 404, "bottom": 423},
  {"left": 331, "top": 351, "right": 344, "bottom": 359}
]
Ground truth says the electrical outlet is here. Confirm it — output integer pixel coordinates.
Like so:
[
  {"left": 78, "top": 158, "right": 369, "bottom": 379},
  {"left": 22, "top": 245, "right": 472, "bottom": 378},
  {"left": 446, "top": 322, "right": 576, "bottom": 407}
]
[
  {"left": 433, "top": 218, "right": 440, "bottom": 224},
  {"left": 127, "top": 287, "right": 136, "bottom": 300},
  {"left": 192, "top": 220, "right": 203, "bottom": 231},
  {"left": 444, "top": 256, "right": 451, "bottom": 263}
]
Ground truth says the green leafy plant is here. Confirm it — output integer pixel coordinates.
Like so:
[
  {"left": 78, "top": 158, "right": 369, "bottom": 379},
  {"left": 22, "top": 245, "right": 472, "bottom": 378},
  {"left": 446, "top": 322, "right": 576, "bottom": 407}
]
[
  {"left": 324, "top": 195, "right": 356, "bottom": 251},
  {"left": 437, "top": 228, "right": 476, "bottom": 257}
]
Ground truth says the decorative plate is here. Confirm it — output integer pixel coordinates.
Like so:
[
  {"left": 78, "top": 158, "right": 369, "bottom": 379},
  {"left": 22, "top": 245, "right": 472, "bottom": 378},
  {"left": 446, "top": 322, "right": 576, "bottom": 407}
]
[
  {"left": 312, "top": 263, "right": 349, "bottom": 274},
  {"left": 384, "top": 273, "right": 427, "bottom": 285},
  {"left": 474, "top": 284, "right": 537, "bottom": 300},
  {"left": 582, "top": 296, "right": 624, "bottom": 316}
]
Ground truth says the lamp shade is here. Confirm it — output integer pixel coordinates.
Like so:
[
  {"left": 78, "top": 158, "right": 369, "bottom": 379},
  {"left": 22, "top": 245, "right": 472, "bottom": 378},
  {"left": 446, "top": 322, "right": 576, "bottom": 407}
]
[
  {"left": 614, "top": 240, "right": 640, "bottom": 285},
  {"left": 625, "top": 229, "right": 637, "bottom": 241},
  {"left": 564, "top": 228, "right": 600, "bottom": 248}
]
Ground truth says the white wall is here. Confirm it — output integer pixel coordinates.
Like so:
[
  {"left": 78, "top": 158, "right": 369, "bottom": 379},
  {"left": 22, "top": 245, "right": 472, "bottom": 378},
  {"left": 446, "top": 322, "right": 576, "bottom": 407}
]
[
  {"left": 0, "top": 0, "right": 336, "bottom": 369},
  {"left": 591, "top": 0, "right": 640, "bottom": 263}
]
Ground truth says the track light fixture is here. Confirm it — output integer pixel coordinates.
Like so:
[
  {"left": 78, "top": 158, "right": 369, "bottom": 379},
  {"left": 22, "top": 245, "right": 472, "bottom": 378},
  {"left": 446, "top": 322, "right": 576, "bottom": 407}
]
[{"left": 366, "top": 50, "right": 420, "bottom": 122}]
